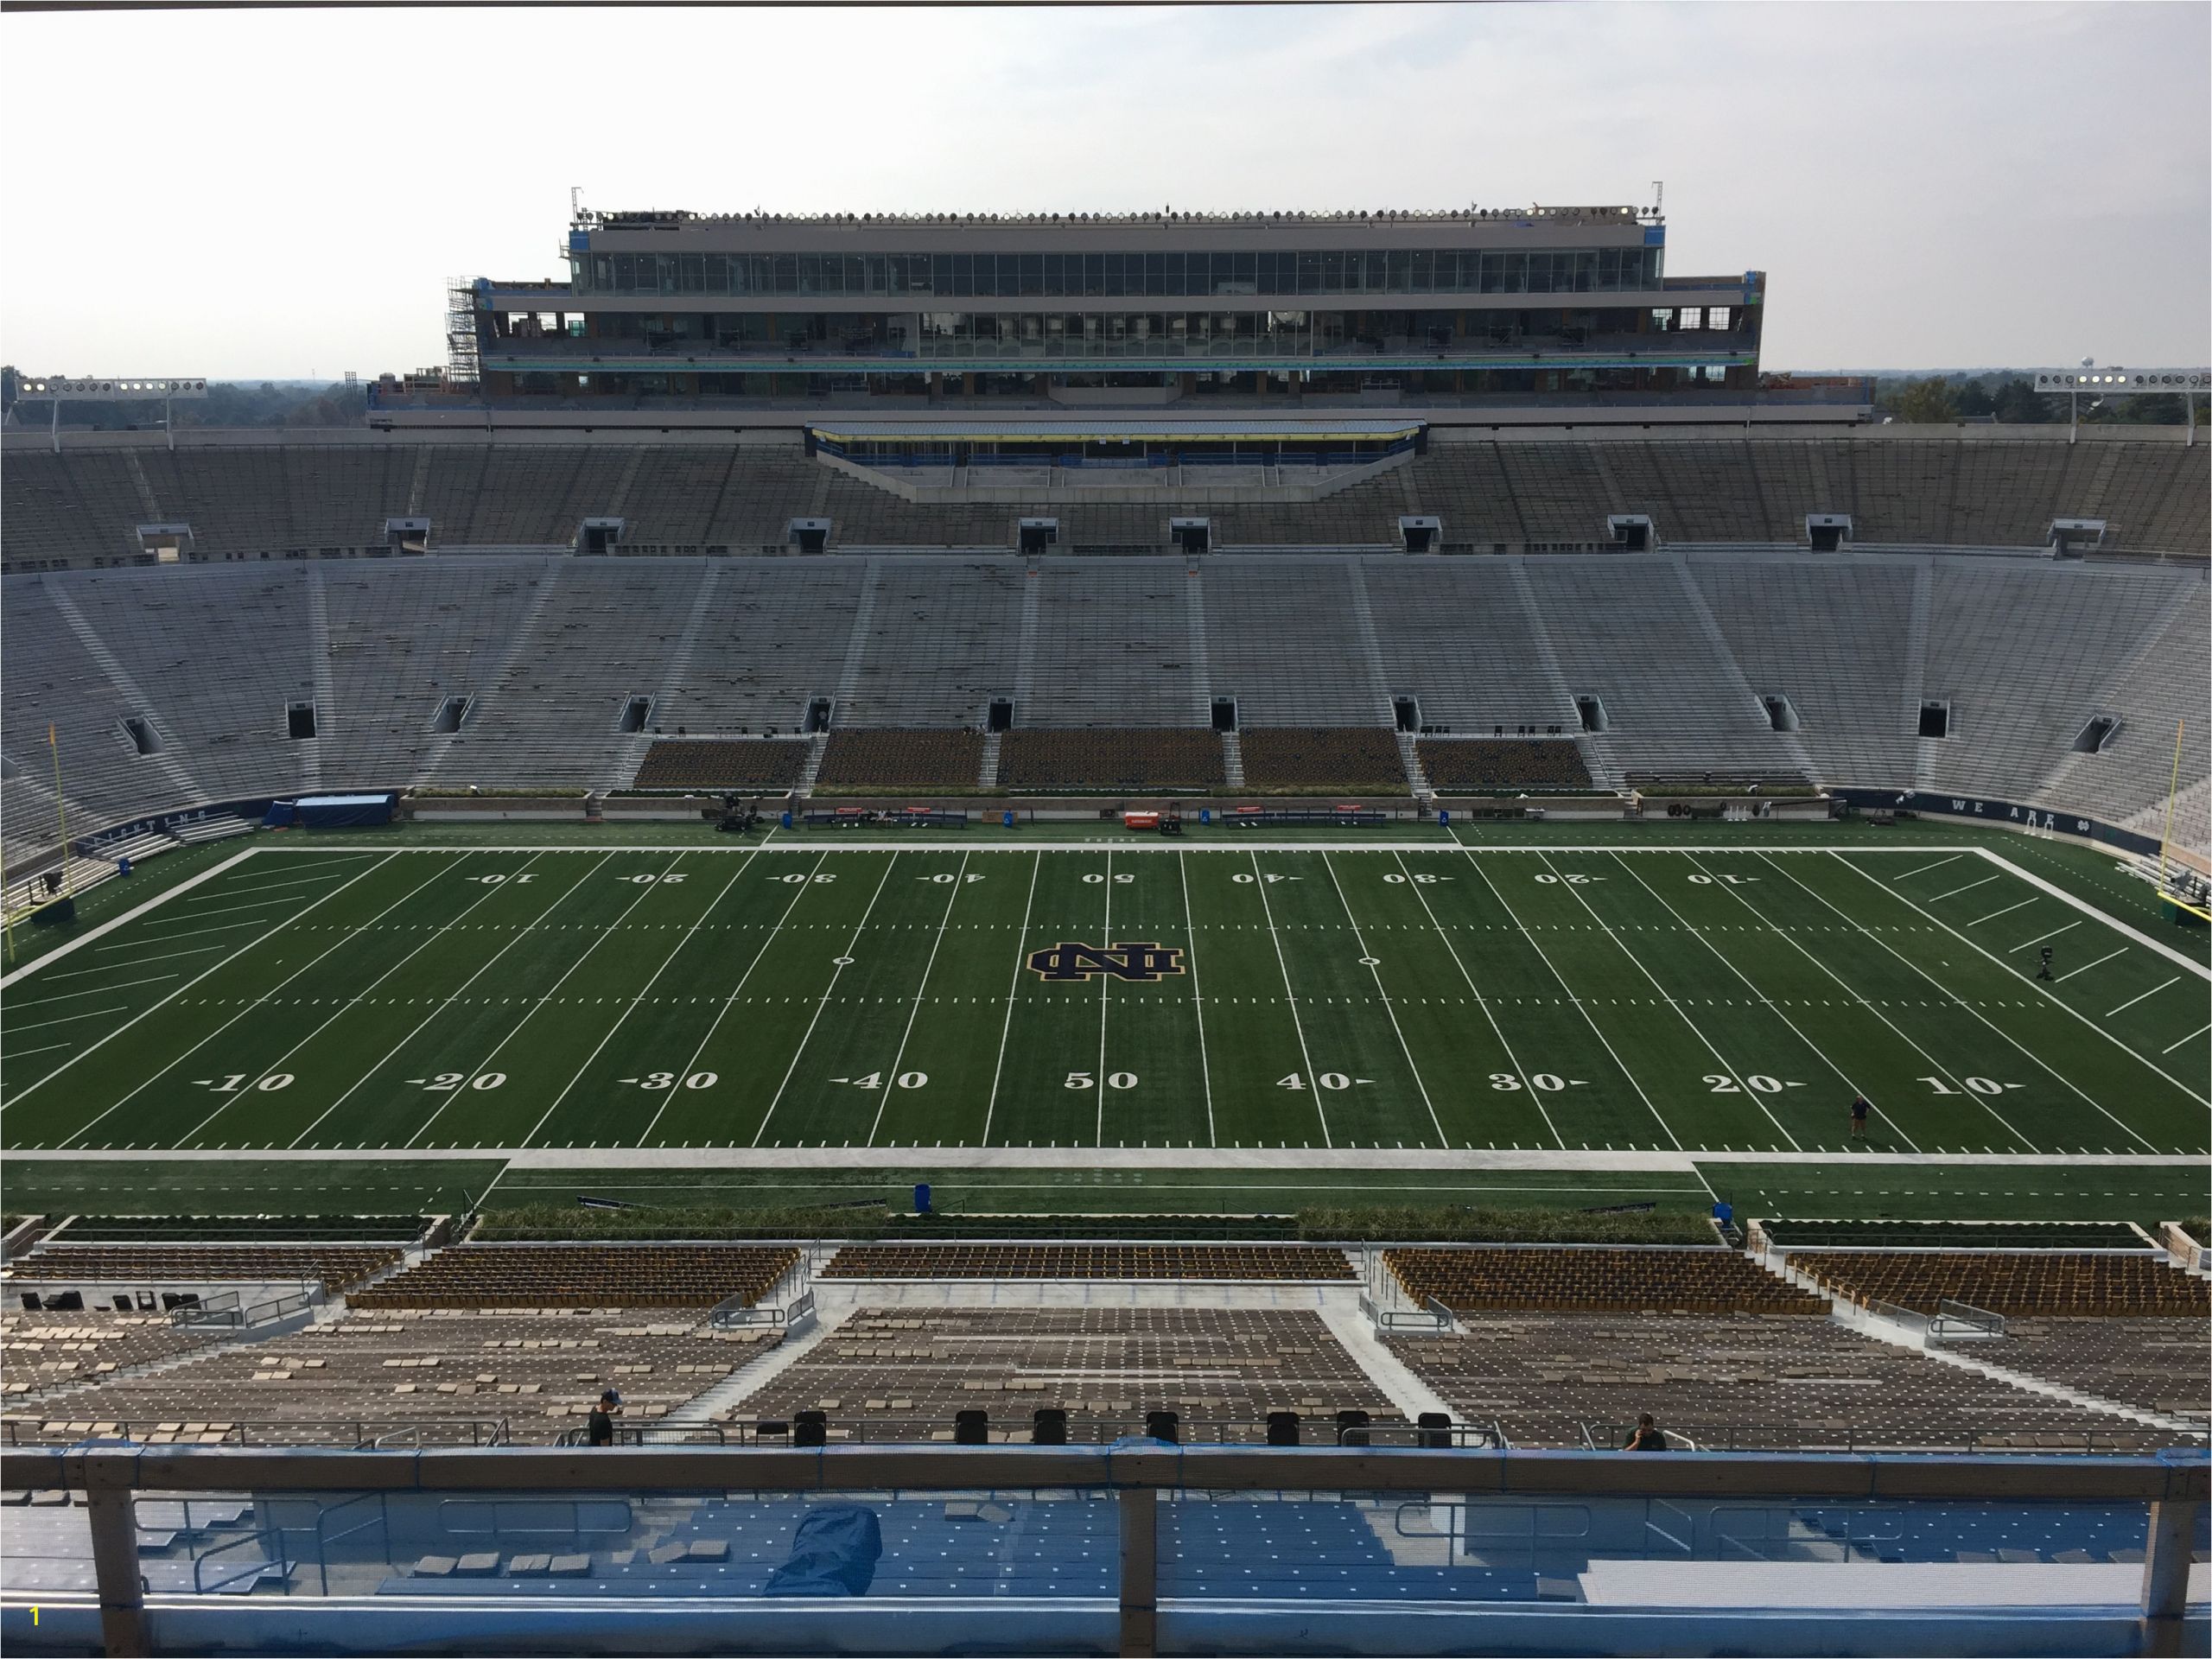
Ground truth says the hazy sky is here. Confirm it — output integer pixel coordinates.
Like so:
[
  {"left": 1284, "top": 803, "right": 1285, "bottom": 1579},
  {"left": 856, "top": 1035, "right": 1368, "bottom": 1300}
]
[{"left": 3, "top": 2, "right": 2205, "bottom": 379}]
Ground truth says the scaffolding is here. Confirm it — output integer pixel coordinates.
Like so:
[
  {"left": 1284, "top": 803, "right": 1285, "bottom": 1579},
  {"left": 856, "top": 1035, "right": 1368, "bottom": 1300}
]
[{"left": 445, "top": 276, "right": 483, "bottom": 391}]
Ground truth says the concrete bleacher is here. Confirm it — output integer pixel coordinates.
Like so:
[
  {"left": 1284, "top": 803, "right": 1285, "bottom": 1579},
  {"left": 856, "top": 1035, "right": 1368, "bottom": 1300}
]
[
  {"left": 3, "top": 543, "right": 2205, "bottom": 855},
  {"left": 7, "top": 434, "right": 2209, "bottom": 568},
  {"left": 1025, "top": 562, "right": 1205, "bottom": 727},
  {"left": 1388, "top": 1311, "right": 2176, "bottom": 1452},
  {"left": 1363, "top": 559, "right": 1579, "bottom": 734},
  {"left": 2, "top": 1306, "right": 779, "bottom": 1446},
  {"left": 723, "top": 1306, "right": 1395, "bottom": 1444},
  {"left": 835, "top": 560, "right": 1025, "bottom": 728},
  {"left": 1916, "top": 562, "right": 2199, "bottom": 804},
  {"left": 1688, "top": 554, "right": 1921, "bottom": 790},
  {"left": 1519, "top": 556, "right": 1802, "bottom": 779}
]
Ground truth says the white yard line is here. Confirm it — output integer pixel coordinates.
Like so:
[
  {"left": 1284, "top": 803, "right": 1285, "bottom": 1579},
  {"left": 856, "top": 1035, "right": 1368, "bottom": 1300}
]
[
  {"left": 1607, "top": 852, "right": 1913, "bottom": 1153},
  {"left": 1895, "top": 855, "right": 1963, "bottom": 880},
  {"left": 751, "top": 854, "right": 900, "bottom": 1147},
  {"left": 0, "top": 842, "right": 264, "bottom": 988},
  {"left": 980, "top": 851, "right": 1044, "bottom": 1148},
  {"left": 1176, "top": 850, "right": 1217, "bottom": 1148},
  {"left": 1534, "top": 849, "right": 1802, "bottom": 1152},
  {"left": 2107, "top": 977, "right": 2181, "bottom": 1020},
  {"left": 6, "top": 1003, "right": 129, "bottom": 1034},
  {"left": 176, "top": 851, "right": 522, "bottom": 1147},
  {"left": 3, "top": 972, "right": 178, "bottom": 1008},
  {"left": 635, "top": 850, "right": 832, "bottom": 1147},
  {"left": 92, "top": 918, "right": 283, "bottom": 951},
  {"left": 518, "top": 850, "right": 761, "bottom": 1151},
  {"left": 1453, "top": 848, "right": 1699, "bottom": 1174},
  {"left": 204, "top": 861, "right": 377, "bottom": 898},
  {"left": 1, "top": 851, "right": 400, "bottom": 1113},
  {"left": 137, "top": 895, "right": 304, "bottom": 929},
  {"left": 1969, "top": 847, "right": 2212, "bottom": 981},
  {"left": 1249, "top": 849, "right": 1329, "bottom": 1149},
  {"left": 29, "top": 945, "right": 228, "bottom": 981},
  {"left": 2163, "top": 1023, "right": 2210, "bottom": 1057},
  {"left": 1967, "top": 897, "right": 2037, "bottom": 927},
  {"left": 873, "top": 851, "right": 969, "bottom": 1147},
  {"left": 54, "top": 855, "right": 464, "bottom": 1150},
  {"left": 1390, "top": 850, "right": 1561, "bottom": 1149},
  {"left": 1321, "top": 851, "right": 1447, "bottom": 1148},
  {"left": 7, "top": 1041, "right": 77, "bottom": 1058},
  {"left": 1925, "top": 873, "right": 1999, "bottom": 904},
  {"left": 1834, "top": 852, "right": 2209, "bottom": 1109},
  {"left": 2055, "top": 948, "right": 2126, "bottom": 984},
  {"left": 2009, "top": 920, "right": 2082, "bottom": 954},
  {"left": 1675, "top": 849, "right": 2019, "bottom": 1152},
  {"left": 1096, "top": 849, "right": 1112, "bottom": 1145},
  {"left": 1772, "top": 854, "right": 2171, "bottom": 1148},
  {"left": 290, "top": 853, "right": 617, "bottom": 1150}
]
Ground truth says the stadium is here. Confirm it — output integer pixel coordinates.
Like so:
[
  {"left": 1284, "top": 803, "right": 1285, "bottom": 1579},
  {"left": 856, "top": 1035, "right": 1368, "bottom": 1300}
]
[{"left": 0, "top": 188, "right": 2208, "bottom": 1657}]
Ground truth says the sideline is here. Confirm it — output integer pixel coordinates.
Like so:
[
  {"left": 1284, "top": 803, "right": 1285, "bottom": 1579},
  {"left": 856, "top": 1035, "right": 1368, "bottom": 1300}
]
[{"left": 2, "top": 1146, "right": 2201, "bottom": 1170}]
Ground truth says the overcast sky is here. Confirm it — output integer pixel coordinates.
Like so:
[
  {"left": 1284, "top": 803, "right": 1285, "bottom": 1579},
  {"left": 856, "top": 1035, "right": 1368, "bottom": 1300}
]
[{"left": 2, "top": 1, "right": 2205, "bottom": 380}]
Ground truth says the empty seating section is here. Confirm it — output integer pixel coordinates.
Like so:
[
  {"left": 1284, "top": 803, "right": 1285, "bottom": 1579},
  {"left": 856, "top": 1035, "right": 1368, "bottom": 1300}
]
[
  {"left": 1791, "top": 1251, "right": 2210, "bottom": 1317},
  {"left": 837, "top": 562, "right": 1024, "bottom": 726},
  {"left": 819, "top": 1245, "right": 1356, "bottom": 1281},
  {"left": 2, "top": 1311, "right": 227, "bottom": 1402},
  {"left": 2049, "top": 586, "right": 2210, "bottom": 824},
  {"left": 653, "top": 561, "right": 866, "bottom": 734},
  {"left": 1689, "top": 556, "right": 1920, "bottom": 787},
  {"left": 995, "top": 729, "right": 1224, "bottom": 791},
  {"left": 10, "top": 1243, "right": 402, "bottom": 1294},
  {"left": 1521, "top": 557, "right": 1792, "bottom": 775},
  {"left": 433, "top": 562, "right": 707, "bottom": 787},
  {"left": 618, "top": 449, "right": 737, "bottom": 547},
  {"left": 1, "top": 579, "right": 167, "bottom": 858},
  {"left": 1389, "top": 1313, "right": 2170, "bottom": 1451},
  {"left": 2, "top": 1307, "right": 777, "bottom": 1446},
  {"left": 813, "top": 730, "right": 983, "bottom": 790},
  {"left": 728, "top": 1307, "right": 1393, "bottom": 1442},
  {"left": 1206, "top": 562, "right": 1384, "bottom": 726},
  {"left": 1416, "top": 739, "right": 1592, "bottom": 791},
  {"left": 7, "top": 438, "right": 2209, "bottom": 568},
  {"left": 1388, "top": 1248, "right": 1822, "bottom": 1315},
  {"left": 348, "top": 1244, "right": 798, "bottom": 1310},
  {"left": 632, "top": 739, "right": 809, "bottom": 790},
  {"left": 3, "top": 551, "right": 2205, "bottom": 855},
  {"left": 1918, "top": 563, "right": 2191, "bottom": 801},
  {"left": 66, "top": 566, "right": 315, "bottom": 802},
  {"left": 1986, "top": 1319, "right": 2209, "bottom": 1425},
  {"left": 1238, "top": 728, "right": 1406, "bottom": 791},
  {"left": 321, "top": 557, "right": 543, "bottom": 787},
  {"left": 1363, "top": 561, "right": 1577, "bottom": 733},
  {"left": 1026, "top": 563, "right": 1199, "bottom": 726},
  {"left": 0, "top": 452, "right": 148, "bottom": 566}
]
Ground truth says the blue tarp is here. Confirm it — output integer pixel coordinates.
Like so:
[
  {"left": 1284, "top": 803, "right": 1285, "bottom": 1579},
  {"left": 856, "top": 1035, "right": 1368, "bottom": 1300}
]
[{"left": 764, "top": 1506, "right": 881, "bottom": 1598}]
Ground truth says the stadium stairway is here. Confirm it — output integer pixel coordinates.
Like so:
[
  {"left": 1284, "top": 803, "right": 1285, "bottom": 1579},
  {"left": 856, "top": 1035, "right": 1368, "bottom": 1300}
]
[{"left": 1221, "top": 730, "right": 1246, "bottom": 788}]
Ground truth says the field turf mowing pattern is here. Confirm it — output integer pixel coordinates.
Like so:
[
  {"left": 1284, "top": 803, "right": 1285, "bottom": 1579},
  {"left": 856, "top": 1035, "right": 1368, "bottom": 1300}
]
[{"left": 2, "top": 838, "right": 2203, "bottom": 1167}]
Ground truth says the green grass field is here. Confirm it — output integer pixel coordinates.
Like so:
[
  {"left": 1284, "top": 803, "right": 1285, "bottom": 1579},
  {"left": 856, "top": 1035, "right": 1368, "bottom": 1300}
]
[{"left": 3, "top": 830, "right": 2203, "bottom": 1230}]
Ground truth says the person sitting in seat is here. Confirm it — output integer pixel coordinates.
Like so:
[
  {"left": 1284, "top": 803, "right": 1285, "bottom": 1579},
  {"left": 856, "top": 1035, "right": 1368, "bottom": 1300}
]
[{"left": 1624, "top": 1412, "right": 1670, "bottom": 1452}]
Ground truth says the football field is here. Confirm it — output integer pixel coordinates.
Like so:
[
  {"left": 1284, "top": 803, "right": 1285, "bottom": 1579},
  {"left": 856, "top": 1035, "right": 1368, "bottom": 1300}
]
[{"left": 3, "top": 835, "right": 2204, "bottom": 1175}]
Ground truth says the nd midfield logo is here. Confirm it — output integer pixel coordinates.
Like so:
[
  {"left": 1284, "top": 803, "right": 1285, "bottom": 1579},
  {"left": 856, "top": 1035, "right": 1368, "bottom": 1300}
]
[{"left": 1027, "top": 940, "right": 1186, "bottom": 983}]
